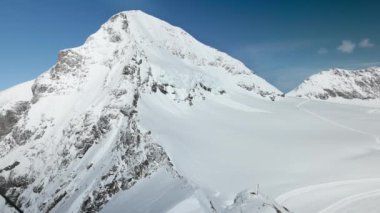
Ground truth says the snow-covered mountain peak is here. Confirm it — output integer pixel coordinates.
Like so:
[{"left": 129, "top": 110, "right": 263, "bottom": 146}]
[
  {"left": 0, "top": 11, "right": 285, "bottom": 213},
  {"left": 31, "top": 10, "right": 280, "bottom": 103},
  {"left": 94, "top": 9, "right": 254, "bottom": 75},
  {"left": 288, "top": 66, "right": 380, "bottom": 100}
]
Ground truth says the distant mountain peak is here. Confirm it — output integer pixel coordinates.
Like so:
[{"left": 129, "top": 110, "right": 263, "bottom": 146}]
[{"left": 288, "top": 67, "right": 380, "bottom": 100}]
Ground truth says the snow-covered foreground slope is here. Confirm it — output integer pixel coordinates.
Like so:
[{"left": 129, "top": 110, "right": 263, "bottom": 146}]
[
  {"left": 139, "top": 91, "right": 380, "bottom": 212},
  {"left": 1, "top": 10, "right": 380, "bottom": 213},
  {"left": 288, "top": 67, "right": 380, "bottom": 100}
]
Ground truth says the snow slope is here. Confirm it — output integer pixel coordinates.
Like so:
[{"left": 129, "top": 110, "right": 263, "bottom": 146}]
[
  {"left": 288, "top": 67, "right": 380, "bottom": 100},
  {"left": 0, "top": 80, "right": 33, "bottom": 108},
  {"left": 1, "top": 10, "right": 380, "bottom": 213},
  {"left": 139, "top": 91, "right": 380, "bottom": 212}
]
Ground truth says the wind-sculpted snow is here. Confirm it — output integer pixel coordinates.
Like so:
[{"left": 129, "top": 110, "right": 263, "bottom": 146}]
[{"left": 288, "top": 67, "right": 380, "bottom": 100}]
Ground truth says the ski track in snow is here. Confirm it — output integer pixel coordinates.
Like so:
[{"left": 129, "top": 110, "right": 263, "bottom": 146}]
[
  {"left": 319, "top": 189, "right": 380, "bottom": 213},
  {"left": 276, "top": 99, "right": 380, "bottom": 212},
  {"left": 368, "top": 109, "right": 380, "bottom": 114},
  {"left": 296, "top": 100, "right": 380, "bottom": 145},
  {"left": 276, "top": 178, "right": 380, "bottom": 213}
]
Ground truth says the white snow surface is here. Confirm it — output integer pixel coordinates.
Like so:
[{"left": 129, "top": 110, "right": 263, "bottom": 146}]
[
  {"left": 0, "top": 80, "right": 33, "bottom": 108},
  {"left": 0, "top": 10, "right": 380, "bottom": 213},
  {"left": 139, "top": 92, "right": 380, "bottom": 213}
]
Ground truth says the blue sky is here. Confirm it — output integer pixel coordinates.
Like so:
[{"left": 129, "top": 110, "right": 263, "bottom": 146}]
[{"left": 1, "top": 0, "right": 379, "bottom": 92}]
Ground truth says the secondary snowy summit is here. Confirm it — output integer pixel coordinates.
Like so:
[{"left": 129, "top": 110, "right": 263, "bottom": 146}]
[{"left": 288, "top": 67, "right": 380, "bottom": 100}]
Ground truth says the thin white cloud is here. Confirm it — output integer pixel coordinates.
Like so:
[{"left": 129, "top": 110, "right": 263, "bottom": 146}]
[
  {"left": 243, "top": 40, "right": 311, "bottom": 54},
  {"left": 317, "top": 48, "right": 328, "bottom": 54},
  {"left": 358, "top": 38, "right": 374, "bottom": 48},
  {"left": 337, "top": 40, "right": 356, "bottom": 53},
  {"left": 348, "top": 61, "right": 380, "bottom": 67}
]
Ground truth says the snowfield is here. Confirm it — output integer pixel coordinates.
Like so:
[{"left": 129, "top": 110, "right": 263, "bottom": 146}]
[
  {"left": 0, "top": 10, "right": 380, "bottom": 213},
  {"left": 138, "top": 92, "right": 380, "bottom": 212}
]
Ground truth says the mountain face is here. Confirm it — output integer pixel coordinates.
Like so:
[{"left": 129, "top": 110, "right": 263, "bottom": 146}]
[
  {"left": 288, "top": 67, "right": 380, "bottom": 100},
  {"left": 0, "top": 11, "right": 285, "bottom": 213}
]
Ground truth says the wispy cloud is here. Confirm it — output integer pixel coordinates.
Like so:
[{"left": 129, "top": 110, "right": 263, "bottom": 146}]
[
  {"left": 317, "top": 48, "right": 328, "bottom": 54},
  {"left": 243, "top": 40, "right": 311, "bottom": 55},
  {"left": 358, "top": 38, "right": 374, "bottom": 48},
  {"left": 347, "top": 61, "right": 380, "bottom": 67},
  {"left": 337, "top": 40, "right": 356, "bottom": 53}
]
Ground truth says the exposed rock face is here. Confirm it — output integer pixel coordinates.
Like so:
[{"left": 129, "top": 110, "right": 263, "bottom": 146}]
[
  {"left": 31, "top": 49, "right": 86, "bottom": 100},
  {"left": 288, "top": 67, "right": 380, "bottom": 100},
  {"left": 0, "top": 101, "right": 30, "bottom": 138}
]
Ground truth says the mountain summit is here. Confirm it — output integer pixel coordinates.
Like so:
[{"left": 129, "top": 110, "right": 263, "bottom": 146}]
[
  {"left": 32, "top": 10, "right": 280, "bottom": 102},
  {"left": 0, "top": 11, "right": 285, "bottom": 213}
]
